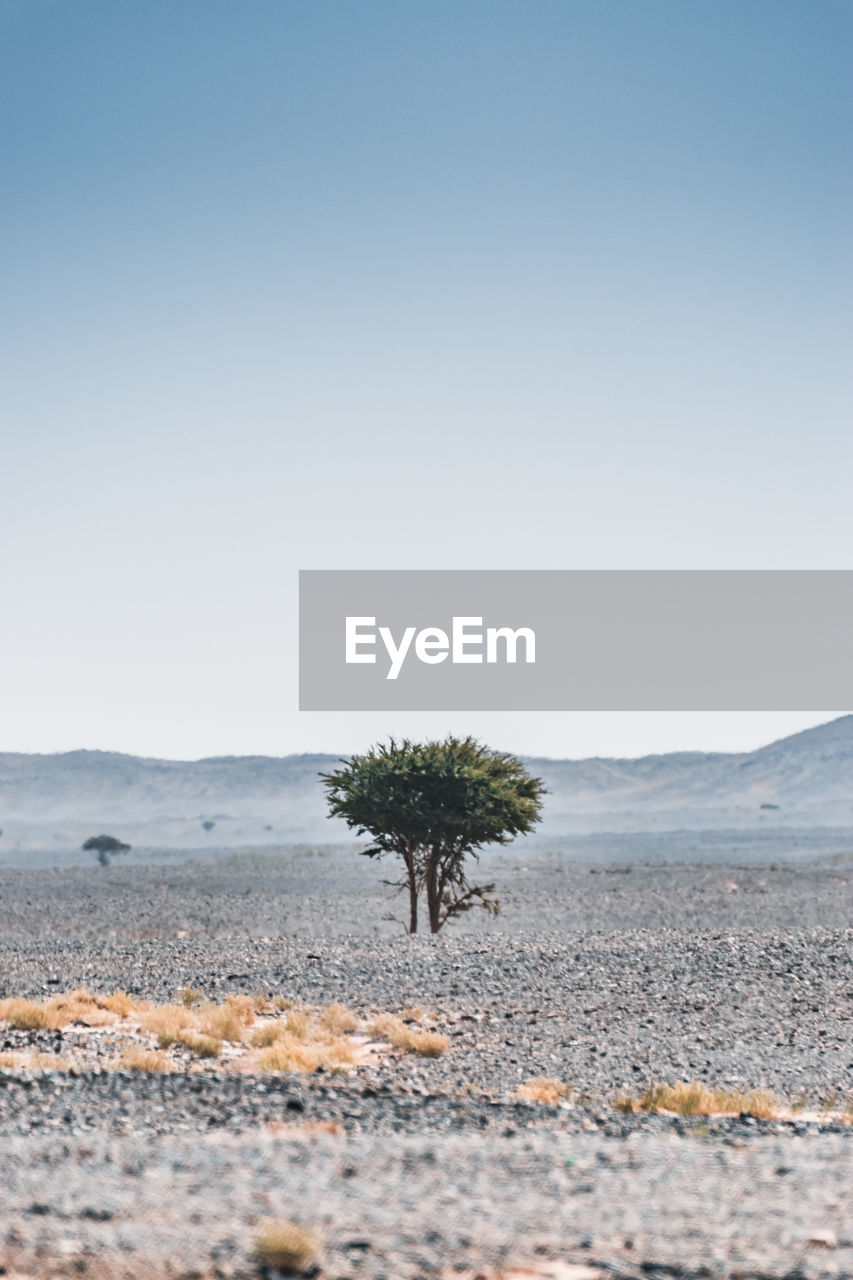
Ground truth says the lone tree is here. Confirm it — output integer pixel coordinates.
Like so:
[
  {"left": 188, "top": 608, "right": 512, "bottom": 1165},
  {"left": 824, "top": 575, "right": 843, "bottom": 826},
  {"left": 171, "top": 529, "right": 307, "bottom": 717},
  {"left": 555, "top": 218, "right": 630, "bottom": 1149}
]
[
  {"left": 82, "top": 834, "right": 131, "bottom": 867},
  {"left": 322, "top": 736, "right": 545, "bottom": 934}
]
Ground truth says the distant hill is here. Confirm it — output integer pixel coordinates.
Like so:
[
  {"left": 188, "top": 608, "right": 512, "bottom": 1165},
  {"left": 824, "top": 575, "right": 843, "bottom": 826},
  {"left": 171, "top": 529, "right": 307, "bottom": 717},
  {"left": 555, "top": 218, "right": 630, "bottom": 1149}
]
[
  {"left": 535, "top": 714, "right": 853, "bottom": 834},
  {"left": 0, "top": 716, "right": 852, "bottom": 856}
]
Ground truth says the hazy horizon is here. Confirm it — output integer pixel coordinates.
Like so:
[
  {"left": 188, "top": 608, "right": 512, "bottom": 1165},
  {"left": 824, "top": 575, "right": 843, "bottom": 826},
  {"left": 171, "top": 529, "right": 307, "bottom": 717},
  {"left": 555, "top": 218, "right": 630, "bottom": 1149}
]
[{"left": 2, "top": 711, "right": 849, "bottom": 764}]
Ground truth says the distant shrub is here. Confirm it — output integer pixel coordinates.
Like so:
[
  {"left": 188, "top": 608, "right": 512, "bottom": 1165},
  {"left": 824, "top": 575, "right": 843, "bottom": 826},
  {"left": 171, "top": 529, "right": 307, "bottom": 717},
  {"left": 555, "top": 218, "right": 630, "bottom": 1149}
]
[{"left": 82, "top": 834, "right": 131, "bottom": 866}]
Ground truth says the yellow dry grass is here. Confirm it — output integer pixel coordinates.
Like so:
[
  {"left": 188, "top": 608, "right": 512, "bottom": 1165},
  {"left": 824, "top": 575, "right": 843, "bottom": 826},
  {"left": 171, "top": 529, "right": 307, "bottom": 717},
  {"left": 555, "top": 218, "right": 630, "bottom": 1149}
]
[
  {"left": 254, "top": 1022, "right": 358, "bottom": 1073},
  {"left": 30, "top": 1052, "right": 72, "bottom": 1070},
  {"left": 616, "top": 1080, "right": 781, "bottom": 1119},
  {"left": 177, "top": 986, "right": 203, "bottom": 1007},
  {"left": 141, "top": 997, "right": 253, "bottom": 1047},
  {"left": 116, "top": 1045, "right": 172, "bottom": 1072},
  {"left": 0, "top": 990, "right": 449, "bottom": 1076},
  {"left": 227, "top": 993, "right": 257, "bottom": 1021},
  {"left": 0, "top": 999, "right": 54, "bottom": 1030},
  {"left": 257, "top": 1039, "right": 328, "bottom": 1073},
  {"left": 0, "top": 1051, "right": 72, "bottom": 1070},
  {"left": 176, "top": 1031, "right": 222, "bottom": 1058},
  {"left": 197, "top": 1000, "right": 252, "bottom": 1043},
  {"left": 232, "top": 1001, "right": 365, "bottom": 1073},
  {"left": 253, "top": 1218, "right": 320, "bottom": 1273},
  {"left": 320, "top": 1003, "right": 358, "bottom": 1033},
  {"left": 283, "top": 1008, "right": 309, "bottom": 1039},
  {"left": 517, "top": 1077, "right": 573, "bottom": 1104},
  {"left": 99, "top": 990, "right": 137, "bottom": 1017},
  {"left": 140, "top": 1003, "right": 195, "bottom": 1046},
  {"left": 368, "top": 1013, "right": 448, "bottom": 1057},
  {"left": 0, "top": 988, "right": 140, "bottom": 1031},
  {"left": 249, "top": 1022, "right": 283, "bottom": 1049}
]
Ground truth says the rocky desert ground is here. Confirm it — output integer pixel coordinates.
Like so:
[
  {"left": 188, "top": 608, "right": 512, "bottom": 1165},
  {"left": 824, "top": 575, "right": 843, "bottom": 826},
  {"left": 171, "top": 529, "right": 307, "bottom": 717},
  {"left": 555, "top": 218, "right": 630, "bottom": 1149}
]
[{"left": 1, "top": 837, "right": 852, "bottom": 1280}]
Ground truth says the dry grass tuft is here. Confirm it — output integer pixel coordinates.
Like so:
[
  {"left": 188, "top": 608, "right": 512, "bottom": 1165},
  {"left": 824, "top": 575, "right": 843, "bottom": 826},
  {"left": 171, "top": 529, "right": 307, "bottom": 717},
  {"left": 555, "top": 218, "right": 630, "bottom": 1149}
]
[
  {"left": 52, "top": 988, "right": 116, "bottom": 1026},
  {"left": 226, "top": 993, "right": 256, "bottom": 1022},
  {"left": 1, "top": 999, "right": 53, "bottom": 1030},
  {"left": 284, "top": 1009, "right": 309, "bottom": 1040},
  {"left": 177, "top": 986, "right": 203, "bottom": 1007},
  {"left": 197, "top": 1003, "right": 247, "bottom": 1044},
  {"left": 141, "top": 997, "right": 253, "bottom": 1046},
  {"left": 0, "top": 989, "right": 448, "bottom": 1076},
  {"left": 617, "top": 1080, "right": 781, "bottom": 1119},
  {"left": 253, "top": 1218, "right": 320, "bottom": 1273},
  {"left": 247, "top": 1007, "right": 362, "bottom": 1071},
  {"left": 0, "top": 1051, "right": 71, "bottom": 1070},
  {"left": 368, "top": 1013, "right": 448, "bottom": 1057},
  {"left": 29, "top": 1052, "right": 72, "bottom": 1070},
  {"left": 257, "top": 1032, "right": 357, "bottom": 1074},
  {"left": 141, "top": 1003, "right": 194, "bottom": 1047},
  {"left": 250, "top": 1022, "right": 283, "bottom": 1049},
  {"left": 75, "top": 1006, "right": 118, "bottom": 1028},
  {"left": 320, "top": 1003, "right": 358, "bottom": 1033},
  {"left": 322, "top": 1037, "right": 358, "bottom": 1069},
  {"left": 0, "top": 989, "right": 129, "bottom": 1031},
  {"left": 517, "top": 1077, "right": 573, "bottom": 1104},
  {"left": 257, "top": 1039, "right": 326, "bottom": 1073},
  {"left": 99, "top": 990, "right": 136, "bottom": 1017},
  {"left": 116, "top": 1045, "right": 172, "bottom": 1072},
  {"left": 176, "top": 1030, "right": 222, "bottom": 1058}
]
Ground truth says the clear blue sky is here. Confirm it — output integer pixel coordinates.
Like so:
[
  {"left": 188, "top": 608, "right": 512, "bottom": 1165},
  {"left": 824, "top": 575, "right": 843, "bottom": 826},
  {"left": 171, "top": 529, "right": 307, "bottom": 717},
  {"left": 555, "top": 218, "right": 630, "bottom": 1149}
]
[{"left": 1, "top": 1, "right": 850, "bottom": 759}]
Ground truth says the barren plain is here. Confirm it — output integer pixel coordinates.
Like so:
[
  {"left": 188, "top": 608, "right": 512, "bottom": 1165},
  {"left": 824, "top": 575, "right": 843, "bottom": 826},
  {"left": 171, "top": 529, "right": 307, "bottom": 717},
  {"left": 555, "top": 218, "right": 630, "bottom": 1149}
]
[{"left": 1, "top": 837, "right": 852, "bottom": 1280}]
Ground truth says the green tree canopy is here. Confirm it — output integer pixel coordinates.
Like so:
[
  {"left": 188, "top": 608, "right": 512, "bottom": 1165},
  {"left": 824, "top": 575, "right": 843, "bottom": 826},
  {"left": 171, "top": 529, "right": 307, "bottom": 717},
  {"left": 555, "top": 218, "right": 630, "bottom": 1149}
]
[
  {"left": 322, "top": 736, "right": 545, "bottom": 933},
  {"left": 82, "top": 833, "right": 131, "bottom": 866}
]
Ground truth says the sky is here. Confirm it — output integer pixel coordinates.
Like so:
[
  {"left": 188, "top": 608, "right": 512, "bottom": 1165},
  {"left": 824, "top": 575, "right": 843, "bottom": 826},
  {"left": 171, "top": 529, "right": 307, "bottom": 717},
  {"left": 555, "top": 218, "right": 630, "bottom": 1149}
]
[{"left": 1, "top": 1, "right": 851, "bottom": 761}]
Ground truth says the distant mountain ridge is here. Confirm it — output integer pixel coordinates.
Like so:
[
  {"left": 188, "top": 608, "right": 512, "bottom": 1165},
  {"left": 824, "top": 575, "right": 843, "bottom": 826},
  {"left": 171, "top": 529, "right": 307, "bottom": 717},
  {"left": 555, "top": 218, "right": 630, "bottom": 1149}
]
[{"left": 1, "top": 716, "right": 852, "bottom": 854}]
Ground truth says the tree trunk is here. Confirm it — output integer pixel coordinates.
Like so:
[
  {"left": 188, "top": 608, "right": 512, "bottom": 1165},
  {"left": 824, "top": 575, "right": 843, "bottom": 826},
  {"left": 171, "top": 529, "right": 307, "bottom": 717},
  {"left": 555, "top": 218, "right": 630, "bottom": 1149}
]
[
  {"left": 403, "top": 843, "right": 418, "bottom": 934},
  {"left": 426, "top": 856, "right": 442, "bottom": 933},
  {"left": 408, "top": 869, "right": 419, "bottom": 934}
]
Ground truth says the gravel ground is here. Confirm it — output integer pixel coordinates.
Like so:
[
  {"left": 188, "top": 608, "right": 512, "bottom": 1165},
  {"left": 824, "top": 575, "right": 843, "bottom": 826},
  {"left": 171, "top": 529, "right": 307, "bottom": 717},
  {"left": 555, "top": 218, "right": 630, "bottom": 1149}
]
[
  {"left": 0, "top": 848, "right": 852, "bottom": 1279},
  {"left": 3, "top": 1123, "right": 852, "bottom": 1280},
  {"left": 2, "top": 845, "right": 853, "bottom": 939}
]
